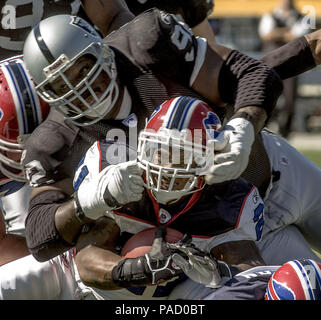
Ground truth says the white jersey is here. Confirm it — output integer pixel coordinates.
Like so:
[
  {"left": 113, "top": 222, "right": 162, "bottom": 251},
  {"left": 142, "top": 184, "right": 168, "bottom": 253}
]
[
  {"left": 1, "top": 184, "right": 31, "bottom": 236},
  {"left": 256, "top": 130, "right": 321, "bottom": 265}
]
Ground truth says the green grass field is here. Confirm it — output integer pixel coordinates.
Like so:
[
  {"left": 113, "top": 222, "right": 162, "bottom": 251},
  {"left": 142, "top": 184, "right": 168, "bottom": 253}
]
[
  {"left": 298, "top": 149, "right": 321, "bottom": 259},
  {"left": 299, "top": 150, "right": 321, "bottom": 169}
]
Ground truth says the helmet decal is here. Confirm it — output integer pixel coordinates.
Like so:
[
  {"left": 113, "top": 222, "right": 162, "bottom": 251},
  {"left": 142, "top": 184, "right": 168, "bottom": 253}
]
[{"left": 70, "top": 16, "right": 100, "bottom": 38}]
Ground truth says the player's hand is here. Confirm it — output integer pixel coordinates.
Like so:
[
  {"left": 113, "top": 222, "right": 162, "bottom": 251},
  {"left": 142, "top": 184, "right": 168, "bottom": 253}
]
[
  {"left": 205, "top": 118, "right": 254, "bottom": 184},
  {"left": 76, "top": 160, "right": 144, "bottom": 220},
  {"left": 106, "top": 160, "right": 144, "bottom": 205},
  {"left": 112, "top": 227, "right": 182, "bottom": 287},
  {"left": 167, "top": 234, "right": 232, "bottom": 288}
]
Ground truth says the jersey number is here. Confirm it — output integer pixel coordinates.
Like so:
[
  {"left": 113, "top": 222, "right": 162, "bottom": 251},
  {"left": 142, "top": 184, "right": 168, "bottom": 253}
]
[
  {"left": 171, "top": 24, "right": 195, "bottom": 62},
  {"left": 253, "top": 203, "right": 264, "bottom": 241}
]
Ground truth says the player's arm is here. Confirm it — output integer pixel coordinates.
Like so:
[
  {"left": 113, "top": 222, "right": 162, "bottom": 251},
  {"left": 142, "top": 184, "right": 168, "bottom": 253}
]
[
  {"left": 24, "top": 139, "right": 144, "bottom": 262},
  {"left": 261, "top": 29, "right": 321, "bottom": 80},
  {"left": 191, "top": 19, "right": 216, "bottom": 50},
  {"left": 192, "top": 37, "right": 282, "bottom": 183},
  {"left": 211, "top": 240, "right": 265, "bottom": 272},
  {"left": 75, "top": 227, "right": 183, "bottom": 290},
  {"left": 143, "top": 9, "right": 282, "bottom": 133},
  {"left": 145, "top": 9, "right": 282, "bottom": 184},
  {"left": 0, "top": 211, "right": 30, "bottom": 266},
  {"left": 25, "top": 179, "right": 89, "bottom": 262},
  {"left": 81, "top": 0, "right": 134, "bottom": 36}
]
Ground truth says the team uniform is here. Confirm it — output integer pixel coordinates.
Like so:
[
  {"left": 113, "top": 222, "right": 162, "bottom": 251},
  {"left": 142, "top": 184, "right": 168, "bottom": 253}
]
[
  {"left": 23, "top": 9, "right": 269, "bottom": 191},
  {"left": 125, "top": 0, "right": 214, "bottom": 27},
  {"left": 0, "top": 249, "right": 79, "bottom": 300},
  {"left": 70, "top": 138, "right": 265, "bottom": 300},
  {"left": 0, "top": 0, "right": 82, "bottom": 59},
  {"left": 21, "top": 10, "right": 320, "bottom": 267},
  {"left": 169, "top": 265, "right": 279, "bottom": 300},
  {"left": 0, "top": 173, "right": 29, "bottom": 236},
  {"left": 256, "top": 130, "right": 321, "bottom": 264}
]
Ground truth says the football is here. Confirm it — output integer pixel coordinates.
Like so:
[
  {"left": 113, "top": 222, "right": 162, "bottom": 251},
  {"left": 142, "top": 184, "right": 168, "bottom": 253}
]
[{"left": 121, "top": 227, "right": 184, "bottom": 258}]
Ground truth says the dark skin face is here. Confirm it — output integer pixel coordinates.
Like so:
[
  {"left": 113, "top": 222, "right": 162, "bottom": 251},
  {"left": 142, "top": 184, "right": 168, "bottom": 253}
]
[
  {"left": 151, "top": 147, "right": 197, "bottom": 192},
  {"left": 50, "top": 56, "right": 108, "bottom": 107},
  {"left": 48, "top": 55, "right": 124, "bottom": 120}
]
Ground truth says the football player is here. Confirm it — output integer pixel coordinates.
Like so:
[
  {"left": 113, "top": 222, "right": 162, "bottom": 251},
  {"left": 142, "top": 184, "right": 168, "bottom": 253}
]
[
  {"left": 20, "top": 13, "right": 282, "bottom": 263},
  {"left": 0, "top": 57, "right": 84, "bottom": 300},
  {"left": 0, "top": 56, "right": 49, "bottom": 265},
  {"left": 0, "top": 0, "right": 134, "bottom": 60},
  {"left": 70, "top": 96, "right": 267, "bottom": 300},
  {"left": 72, "top": 96, "right": 321, "bottom": 300}
]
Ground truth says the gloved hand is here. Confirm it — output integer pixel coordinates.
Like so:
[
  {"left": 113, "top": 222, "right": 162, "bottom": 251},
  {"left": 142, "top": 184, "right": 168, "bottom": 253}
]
[
  {"left": 205, "top": 118, "right": 254, "bottom": 184},
  {"left": 167, "top": 234, "right": 232, "bottom": 288},
  {"left": 112, "top": 227, "right": 183, "bottom": 287},
  {"left": 76, "top": 160, "right": 144, "bottom": 220}
]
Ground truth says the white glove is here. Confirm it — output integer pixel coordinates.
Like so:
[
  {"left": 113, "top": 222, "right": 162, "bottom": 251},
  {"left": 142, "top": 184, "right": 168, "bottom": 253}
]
[
  {"left": 76, "top": 160, "right": 144, "bottom": 220},
  {"left": 205, "top": 118, "right": 254, "bottom": 184},
  {"left": 167, "top": 236, "right": 232, "bottom": 288}
]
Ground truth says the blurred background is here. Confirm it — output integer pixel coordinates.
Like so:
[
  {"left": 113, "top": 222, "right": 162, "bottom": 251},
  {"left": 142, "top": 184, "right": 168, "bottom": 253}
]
[{"left": 208, "top": 0, "right": 321, "bottom": 168}]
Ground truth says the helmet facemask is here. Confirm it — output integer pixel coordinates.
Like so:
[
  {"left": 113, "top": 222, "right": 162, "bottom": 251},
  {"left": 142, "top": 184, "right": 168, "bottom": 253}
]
[
  {"left": 138, "top": 128, "right": 214, "bottom": 205},
  {"left": 36, "top": 43, "right": 119, "bottom": 126},
  {"left": 0, "top": 137, "right": 26, "bottom": 182}
]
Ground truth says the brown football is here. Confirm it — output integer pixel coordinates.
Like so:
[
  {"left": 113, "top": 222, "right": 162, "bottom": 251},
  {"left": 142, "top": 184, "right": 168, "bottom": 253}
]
[{"left": 121, "top": 227, "right": 184, "bottom": 258}]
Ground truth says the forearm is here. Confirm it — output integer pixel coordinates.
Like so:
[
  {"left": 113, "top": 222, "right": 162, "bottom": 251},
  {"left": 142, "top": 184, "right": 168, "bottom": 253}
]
[
  {"left": 75, "top": 245, "right": 123, "bottom": 290},
  {"left": 82, "top": 0, "right": 134, "bottom": 36},
  {"left": 218, "top": 50, "right": 283, "bottom": 120},
  {"left": 261, "top": 34, "right": 317, "bottom": 80},
  {"left": 192, "top": 19, "right": 216, "bottom": 50},
  {"left": 25, "top": 190, "right": 85, "bottom": 261},
  {"left": 230, "top": 107, "right": 267, "bottom": 134},
  {"left": 211, "top": 240, "right": 266, "bottom": 273},
  {"left": 0, "top": 235, "right": 30, "bottom": 266},
  {"left": 55, "top": 199, "right": 91, "bottom": 245}
]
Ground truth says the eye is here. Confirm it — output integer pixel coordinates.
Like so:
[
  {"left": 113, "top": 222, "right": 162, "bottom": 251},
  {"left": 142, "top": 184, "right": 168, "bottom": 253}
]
[
  {"left": 80, "top": 63, "right": 91, "bottom": 76},
  {"left": 59, "top": 83, "right": 69, "bottom": 93}
]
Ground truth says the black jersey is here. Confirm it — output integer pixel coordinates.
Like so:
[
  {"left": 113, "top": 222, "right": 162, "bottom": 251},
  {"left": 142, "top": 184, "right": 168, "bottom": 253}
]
[
  {"left": 125, "top": 0, "right": 214, "bottom": 27},
  {"left": 23, "top": 9, "right": 222, "bottom": 186},
  {"left": 23, "top": 9, "right": 271, "bottom": 196},
  {"left": 0, "top": 0, "right": 82, "bottom": 59}
]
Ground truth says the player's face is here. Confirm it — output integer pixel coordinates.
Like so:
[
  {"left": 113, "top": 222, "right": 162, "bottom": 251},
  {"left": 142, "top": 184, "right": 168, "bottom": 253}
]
[
  {"left": 151, "top": 147, "right": 194, "bottom": 191},
  {"left": 49, "top": 55, "right": 111, "bottom": 112}
]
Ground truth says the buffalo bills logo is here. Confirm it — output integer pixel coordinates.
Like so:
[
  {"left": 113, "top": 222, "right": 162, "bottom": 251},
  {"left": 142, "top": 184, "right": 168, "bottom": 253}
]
[
  {"left": 159, "top": 208, "right": 172, "bottom": 224},
  {"left": 148, "top": 104, "right": 161, "bottom": 121},
  {"left": 0, "top": 108, "right": 3, "bottom": 121},
  {"left": 203, "top": 112, "right": 220, "bottom": 139},
  {"left": 267, "top": 278, "right": 296, "bottom": 300}
]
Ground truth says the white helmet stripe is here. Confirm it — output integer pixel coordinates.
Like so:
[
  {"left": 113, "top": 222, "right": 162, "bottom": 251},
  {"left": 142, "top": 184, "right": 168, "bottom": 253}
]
[
  {"left": 290, "top": 260, "right": 314, "bottom": 299},
  {"left": 17, "top": 61, "right": 43, "bottom": 124},
  {"left": 178, "top": 98, "right": 200, "bottom": 131}
]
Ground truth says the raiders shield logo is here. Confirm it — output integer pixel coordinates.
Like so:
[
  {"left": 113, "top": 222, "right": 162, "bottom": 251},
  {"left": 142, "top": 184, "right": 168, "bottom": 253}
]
[{"left": 70, "top": 16, "right": 99, "bottom": 38}]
